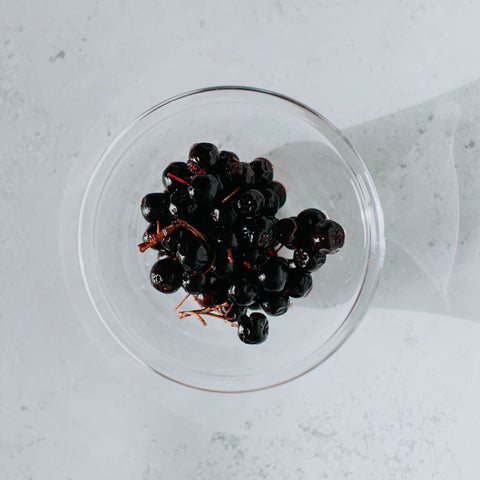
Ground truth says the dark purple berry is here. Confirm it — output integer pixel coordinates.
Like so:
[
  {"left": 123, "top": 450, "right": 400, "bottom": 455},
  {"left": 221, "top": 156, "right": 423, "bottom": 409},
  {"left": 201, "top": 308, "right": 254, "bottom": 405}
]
[
  {"left": 162, "top": 162, "right": 190, "bottom": 193},
  {"left": 285, "top": 269, "right": 313, "bottom": 298},
  {"left": 214, "top": 150, "right": 240, "bottom": 173},
  {"left": 237, "top": 216, "right": 276, "bottom": 249},
  {"left": 261, "top": 188, "right": 279, "bottom": 216},
  {"left": 211, "top": 247, "right": 235, "bottom": 278},
  {"left": 157, "top": 249, "right": 174, "bottom": 261},
  {"left": 141, "top": 192, "right": 170, "bottom": 224},
  {"left": 176, "top": 238, "right": 210, "bottom": 273},
  {"left": 210, "top": 203, "right": 238, "bottom": 228},
  {"left": 181, "top": 272, "right": 207, "bottom": 294},
  {"left": 271, "top": 181, "right": 287, "bottom": 208},
  {"left": 248, "top": 300, "right": 262, "bottom": 310},
  {"left": 224, "top": 161, "right": 255, "bottom": 188},
  {"left": 210, "top": 227, "right": 239, "bottom": 250},
  {"left": 188, "top": 142, "right": 219, "bottom": 173},
  {"left": 296, "top": 208, "right": 327, "bottom": 233},
  {"left": 241, "top": 249, "right": 268, "bottom": 270},
  {"left": 169, "top": 190, "right": 197, "bottom": 219},
  {"left": 235, "top": 189, "right": 265, "bottom": 218},
  {"left": 250, "top": 157, "right": 274, "bottom": 187},
  {"left": 257, "top": 257, "right": 289, "bottom": 292},
  {"left": 196, "top": 278, "right": 228, "bottom": 307},
  {"left": 150, "top": 259, "right": 184, "bottom": 293},
  {"left": 161, "top": 228, "right": 185, "bottom": 253},
  {"left": 276, "top": 217, "right": 298, "bottom": 247},
  {"left": 261, "top": 292, "right": 290, "bottom": 316},
  {"left": 230, "top": 304, "right": 248, "bottom": 322},
  {"left": 309, "top": 220, "right": 345, "bottom": 254},
  {"left": 293, "top": 248, "right": 326, "bottom": 272},
  {"left": 188, "top": 173, "right": 221, "bottom": 204},
  {"left": 143, "top": 222, "right": 171, "bottom": 252},
  {"left": 238, "top": 312, "right": 269, "bottom": 345},
  {"left": 228, "top": 278, "right": 260, "bottom": 306}
]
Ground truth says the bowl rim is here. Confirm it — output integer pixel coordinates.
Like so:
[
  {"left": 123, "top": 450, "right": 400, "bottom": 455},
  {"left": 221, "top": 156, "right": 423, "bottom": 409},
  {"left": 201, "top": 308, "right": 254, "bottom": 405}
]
[{"left": 78, "top": 85, "right": 386, "bottom": 393}]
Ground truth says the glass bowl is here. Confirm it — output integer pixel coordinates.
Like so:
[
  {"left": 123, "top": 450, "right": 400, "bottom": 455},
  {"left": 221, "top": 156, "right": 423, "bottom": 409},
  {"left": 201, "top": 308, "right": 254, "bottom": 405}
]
[{"left": 78, "top": 86, "right": 385, "bottom": 392}]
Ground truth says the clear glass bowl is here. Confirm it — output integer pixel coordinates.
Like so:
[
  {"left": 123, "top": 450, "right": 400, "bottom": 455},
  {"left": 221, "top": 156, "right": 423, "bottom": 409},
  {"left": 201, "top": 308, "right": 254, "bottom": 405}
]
[{"left": 78, "top": 86, "right": 385, "bottom": 392}]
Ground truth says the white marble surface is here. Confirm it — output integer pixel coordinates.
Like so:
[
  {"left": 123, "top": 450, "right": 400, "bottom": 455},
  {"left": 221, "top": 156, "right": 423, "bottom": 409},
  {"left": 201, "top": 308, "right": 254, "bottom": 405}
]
[{"left": 2, "top": 1, "right": 480, "bottom": 478}]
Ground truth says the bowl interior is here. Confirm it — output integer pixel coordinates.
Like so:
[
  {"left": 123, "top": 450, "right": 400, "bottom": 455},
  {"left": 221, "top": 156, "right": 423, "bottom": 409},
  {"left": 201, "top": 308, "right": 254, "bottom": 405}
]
[{"left": 79, "top": 87, "right": 384, "bottom": 392}]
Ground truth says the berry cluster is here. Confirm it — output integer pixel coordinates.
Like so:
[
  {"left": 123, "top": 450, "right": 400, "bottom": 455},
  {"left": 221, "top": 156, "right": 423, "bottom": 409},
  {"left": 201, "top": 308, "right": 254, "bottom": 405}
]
[{"left": 138, "top": 142, "right": 345, "bottom": 345}]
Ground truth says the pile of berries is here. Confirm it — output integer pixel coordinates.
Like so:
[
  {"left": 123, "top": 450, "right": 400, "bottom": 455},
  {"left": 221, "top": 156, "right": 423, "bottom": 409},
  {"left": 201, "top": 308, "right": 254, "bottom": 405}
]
[{"left": 138, "top": 143, "right": 345, "bottom": 345}]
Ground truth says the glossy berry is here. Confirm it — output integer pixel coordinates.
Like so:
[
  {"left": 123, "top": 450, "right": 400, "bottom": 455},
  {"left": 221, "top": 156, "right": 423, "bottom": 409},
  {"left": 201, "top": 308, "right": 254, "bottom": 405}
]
[
  {"left": 161, "top": 228, "right": 184, "bottom": 253},
  {"left": 213, "top": 150, "right": 239, "bottom": 174},
  {"left": 237, "top": 216, "right": 276, "bottom": 249},
  {"left": 271, "top": 181, "right": 287, "bottom": 208},
  {"left": 228, "top": 278, "right": 260, "bottom": 306},
  {"left": 210, "top": 203, "right": 238, "bottom": 228},
  {"left": 196, "top": 279, "right": 228, "bottom": 307},
  {"left": 257, "top": 257, "right": 290, "bottom": 292},
  {"left": 176, "top": 237, "right": 210, "bottom": 273},
  {"left": 143, "top": 222, "right": 167, "bottom": 252},
  {"left": 210, "top": 227, "right": 239, "bottom": 250},
  {"left": 293, "top": 248, "right": 326, "bottom": 272},
  {"left": 309, "top": 220, "right": 345, "bottom": 254},
  {"left": 250, "top": 157, "right": 274, "bottom": 187},
  {"left": 261, "top": 292, "right": 290, "bottom": 316},
  {"left": 276, "top": 217, "right": 298, "bottom": 247},
  {"left": 169, "top": 190, "right": 197, "bottom": 219},
  {"left": 188, "top": 173, "right": 221, "bottom": 205},
  {"left": 231, "top": 304, "right": 248, "bottom": 322},
  {"left": 238, "top": 312, "right": 269, "bottom": 345},
  {"left": 162, "top": 162, "right": 190, "bottom": 193},
  {"left": 296, "top": 208, "right": 327, "bottom": 233},
  {"left": 139, "top": 143, "right": 346, "bottom": 346},
  {"left": 181, "top": 272, "right": 207, "bottom": 294},
  {"left": 141, "top": 192, "right": 170, "bottom": 224},
  {"left": 241, "top": 249, "right": 268, "bottom": 270},
  {"left": 261, "top": 188, "right": 279, "bottom": 216},
  {"left": 235, "top": 189, "right": 265, "bottom": 218},
  {"left": 248, "top": 300, "right": 262, "bottom": 310},
  {"left": 285, "top": 269, "right": 313, "bottom": 298},
  {"left": 224, "top": 161, "right": 255, "bottom": 188},
  {"left": 157, "top": 249, "right": 174, "bottom": 261},
  {"left": 188, "top": 142, "right": 219, "bottom": 173},
  {"left": 150, "top": 259, "right": 184, "bottom": 293},
  {"left": 211, "top": 247, "right": 235, "bottom": 278}
]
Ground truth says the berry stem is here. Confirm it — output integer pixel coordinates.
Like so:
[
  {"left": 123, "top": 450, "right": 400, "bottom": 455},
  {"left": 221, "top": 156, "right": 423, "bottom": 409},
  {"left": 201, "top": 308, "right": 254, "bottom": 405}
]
[
  {"left": 204, "top": 311, "right": 237, "bottom": 326},
  {"left": 137, "top": 219, "right": 208, "bottom": 252},
  {"left": 221, "top": 186, "right": 240, "bottom": 204},
  {"left": 178, "top": 310, "right": 207, "bottom": 326},
  {"left": 212, "top": 302, "right": 230, "bottom": 313},
  {"left": 223, "top": 302, "right": 234, "bottom": 316},
  {"left": 178, "top": 302, "right": 236, "bottom": 326},
  {"left": 202, "top": 251, "right": 216, "bottom": 275},
  {"left": 173, "top": 293, "right": 190, "bottom": 312},
  {"left": 166, "top": 172, "right": 190, "bottom": 185}
]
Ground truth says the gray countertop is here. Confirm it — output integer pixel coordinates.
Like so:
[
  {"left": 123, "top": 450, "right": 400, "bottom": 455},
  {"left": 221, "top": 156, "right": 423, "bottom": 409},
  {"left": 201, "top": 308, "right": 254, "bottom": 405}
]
[{"left": 2, "top": 1, "right": 480, "bottom": 478}]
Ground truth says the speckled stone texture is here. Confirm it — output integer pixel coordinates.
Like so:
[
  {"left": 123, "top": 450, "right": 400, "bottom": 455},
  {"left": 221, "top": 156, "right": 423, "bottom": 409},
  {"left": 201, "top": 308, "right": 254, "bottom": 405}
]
[{"left": 2, "top": 1, "right": 480, "bottom": 479}]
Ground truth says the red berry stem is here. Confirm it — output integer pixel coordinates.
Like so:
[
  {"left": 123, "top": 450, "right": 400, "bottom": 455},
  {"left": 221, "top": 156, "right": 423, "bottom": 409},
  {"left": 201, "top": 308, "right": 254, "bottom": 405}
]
[
  {"left": 137, "top": 219, "right": 208, "bottom": 252},
  {"left": 173, "top": 293, "right": 190, "bottom": 312},
  {"left": 221, "top": 186, "right": 240, "bottom": 204},
  {"left": 178, "top": 309, "right": 208, "bottom": 326},
  {"left": 178, "top": 301, "right": 236, "bottom": 326},
  {"left": 166, "top": 172, "right": 190, "bottom": 185}
]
